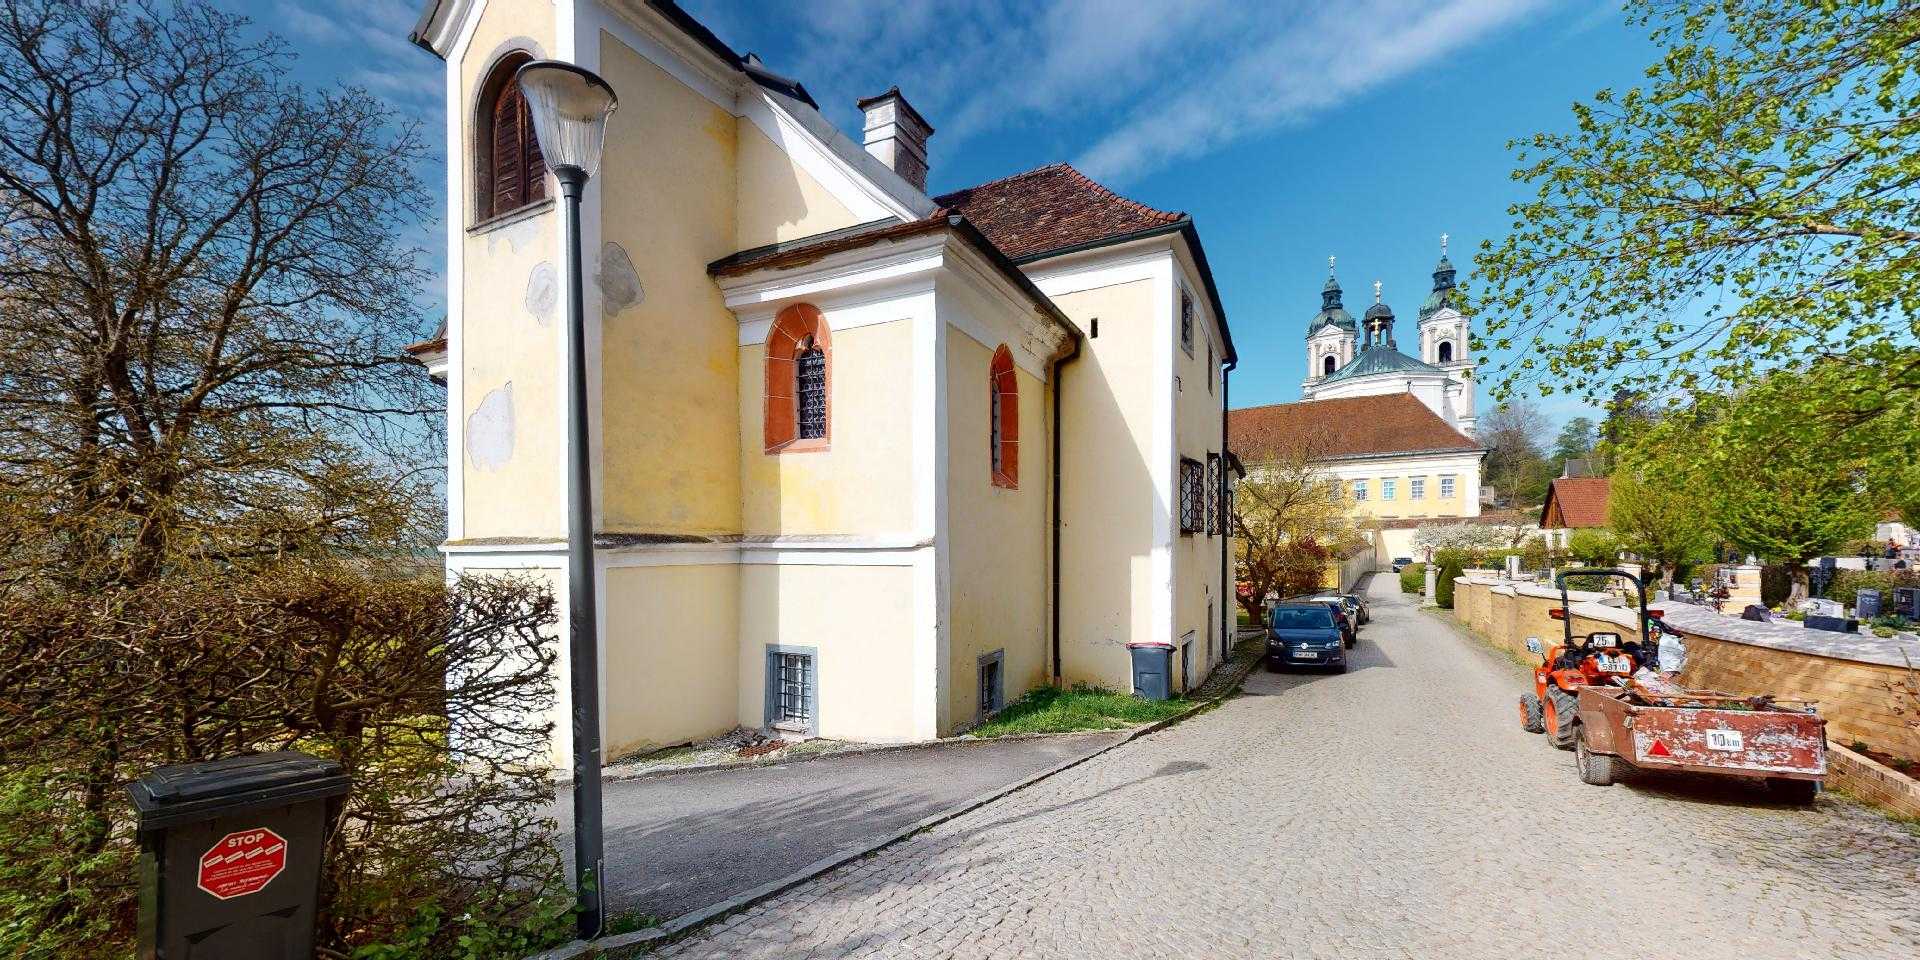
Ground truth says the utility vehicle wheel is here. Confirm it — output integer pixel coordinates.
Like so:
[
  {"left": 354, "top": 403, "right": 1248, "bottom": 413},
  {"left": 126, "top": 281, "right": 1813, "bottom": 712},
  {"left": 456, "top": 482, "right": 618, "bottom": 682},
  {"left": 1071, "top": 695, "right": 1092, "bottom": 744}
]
[
  {"left": 1576, "top": 727, "right": 1624, "bottom": 786},
  {"left": 1545, "top": 688, "right": 1578, "bottom": 750},
  {"left": 1766, "top": 777, "right": 1819, "bottom": 806},
  {"left": 1518, "top": 693, "right": 1545, "bottom": 734}
]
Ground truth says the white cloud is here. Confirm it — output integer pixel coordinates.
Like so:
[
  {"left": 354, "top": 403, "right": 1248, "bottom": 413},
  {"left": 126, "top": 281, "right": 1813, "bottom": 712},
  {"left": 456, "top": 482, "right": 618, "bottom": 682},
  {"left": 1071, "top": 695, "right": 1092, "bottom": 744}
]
[{"left": 696, "top": 0, "right": 1547, "bottom": 185}]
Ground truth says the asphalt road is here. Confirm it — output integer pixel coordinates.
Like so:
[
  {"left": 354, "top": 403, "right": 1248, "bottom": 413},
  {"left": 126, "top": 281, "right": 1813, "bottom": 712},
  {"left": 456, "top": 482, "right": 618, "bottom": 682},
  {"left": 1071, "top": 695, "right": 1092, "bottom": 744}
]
[{"left": 554, "top": 732, "right": 1125, "bottom": 921}]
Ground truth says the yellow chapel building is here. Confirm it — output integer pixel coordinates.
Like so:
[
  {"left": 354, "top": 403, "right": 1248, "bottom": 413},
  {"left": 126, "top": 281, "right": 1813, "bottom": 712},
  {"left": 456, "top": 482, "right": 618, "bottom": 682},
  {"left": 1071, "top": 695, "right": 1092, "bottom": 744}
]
[{"left": 405, "top": 0, "right": 1237, "bottom": 764}]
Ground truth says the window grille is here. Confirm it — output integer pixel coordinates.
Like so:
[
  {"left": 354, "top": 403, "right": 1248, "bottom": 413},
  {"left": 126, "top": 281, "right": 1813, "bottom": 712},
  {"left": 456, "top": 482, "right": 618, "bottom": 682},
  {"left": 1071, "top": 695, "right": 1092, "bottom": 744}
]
[
  {"left": 1180, "top": 290, "right": 1195, "bottom": 355},
  {"left": 1382, "top": 478, "right": 1397, "bottom": 501},
  {"left": 1180, "top": 458, "right": 1204, "bottom": 534},
  {"left": 770, "top": 651, "right": 814, "bottom": 730},
  {"left": 1440, "top": 475, "right": 1456, "bottom": 499},
  {"left": 1353, "top": 480, "right": 1368, "bottom": 501},
  {"left": 797, "top": 340, "right": 827, "bottom": 440},
  {"left": 978, "top": 651, "right": 1004, "bottom": 715},
  {"left": 1206, "top": 453, "right": 1222, "bottom": 535},
  {"left": 1411, "top": 477, "right": 1426, "bottom": 499}
]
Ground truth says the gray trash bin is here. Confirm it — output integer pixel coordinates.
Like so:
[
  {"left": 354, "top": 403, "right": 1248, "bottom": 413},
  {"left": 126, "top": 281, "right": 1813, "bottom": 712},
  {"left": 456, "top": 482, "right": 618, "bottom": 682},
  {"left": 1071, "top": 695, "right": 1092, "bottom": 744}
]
[
  {"left": 1856, "top": 589, "right": 1882, "bottom": 620},
  {"left": 1128, "top": 641, "right": 1174, "bottom": 701},
  {"left": 129, "top": 751, "right": 349, "bottom": 960}
]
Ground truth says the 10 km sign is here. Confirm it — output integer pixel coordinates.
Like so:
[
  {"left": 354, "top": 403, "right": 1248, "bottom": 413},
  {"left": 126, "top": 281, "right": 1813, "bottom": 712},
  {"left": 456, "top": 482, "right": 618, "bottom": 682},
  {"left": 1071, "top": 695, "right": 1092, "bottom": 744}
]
[{"left": 197, "top": 828, "right": 288, "bottom": 900}]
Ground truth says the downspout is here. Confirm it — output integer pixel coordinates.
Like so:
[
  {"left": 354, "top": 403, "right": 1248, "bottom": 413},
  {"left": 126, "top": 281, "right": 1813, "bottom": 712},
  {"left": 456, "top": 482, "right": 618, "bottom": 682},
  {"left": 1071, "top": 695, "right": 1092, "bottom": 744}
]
[
  {"left": 1219, "top": 355, "right": 1237, "bottom": 658},
  {"left": 1051, "top": 336, "right": 1083, "bottom": 686}
]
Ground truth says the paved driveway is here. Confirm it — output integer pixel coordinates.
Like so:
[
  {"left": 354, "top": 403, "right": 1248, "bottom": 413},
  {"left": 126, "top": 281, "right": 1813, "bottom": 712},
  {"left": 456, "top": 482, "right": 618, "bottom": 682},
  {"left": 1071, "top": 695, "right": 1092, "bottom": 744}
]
[
  {"left": 559, "top": 733, "right": 1125, "bottom": 920},
  {"left": 654, "top": 577, "right": 1920, "bottom": 959}
]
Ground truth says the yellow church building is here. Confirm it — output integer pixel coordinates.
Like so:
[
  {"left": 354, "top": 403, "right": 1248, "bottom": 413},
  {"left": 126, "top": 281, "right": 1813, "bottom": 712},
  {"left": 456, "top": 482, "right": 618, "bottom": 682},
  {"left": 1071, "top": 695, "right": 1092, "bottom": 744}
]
[{"left": 405, "top": 0, "right": 1237, "bottom": 764}]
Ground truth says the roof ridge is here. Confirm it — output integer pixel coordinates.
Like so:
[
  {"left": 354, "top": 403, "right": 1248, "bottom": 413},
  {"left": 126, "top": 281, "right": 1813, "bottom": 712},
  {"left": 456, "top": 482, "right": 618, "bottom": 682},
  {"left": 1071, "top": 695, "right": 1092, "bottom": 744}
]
[{"left": 1053, "top": 163, "right": 1184, "bottom": 225}]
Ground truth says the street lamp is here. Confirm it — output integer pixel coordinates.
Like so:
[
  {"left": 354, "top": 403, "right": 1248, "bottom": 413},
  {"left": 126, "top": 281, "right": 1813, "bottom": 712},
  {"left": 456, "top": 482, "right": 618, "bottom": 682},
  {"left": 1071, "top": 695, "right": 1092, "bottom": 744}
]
[{"left": 515, "top": 58, "right": 618, "bottom": 941}]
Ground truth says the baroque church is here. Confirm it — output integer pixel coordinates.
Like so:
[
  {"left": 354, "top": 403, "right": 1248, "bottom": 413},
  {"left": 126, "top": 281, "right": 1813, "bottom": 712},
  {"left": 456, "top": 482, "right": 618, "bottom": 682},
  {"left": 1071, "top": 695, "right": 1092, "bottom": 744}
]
[{"left": 1230, "top": 244, "right": 1491, "bottom": 568}]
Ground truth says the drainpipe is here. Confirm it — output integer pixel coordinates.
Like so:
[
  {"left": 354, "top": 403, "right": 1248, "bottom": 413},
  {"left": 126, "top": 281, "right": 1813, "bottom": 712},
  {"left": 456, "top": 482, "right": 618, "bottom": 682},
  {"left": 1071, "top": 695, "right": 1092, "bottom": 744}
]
[
  {"left": 1219, "top": 355, "right": 1237, "bottom": 658},
  {"left": 1051, "top": 336, "right": 1083, "bottom": 686}
]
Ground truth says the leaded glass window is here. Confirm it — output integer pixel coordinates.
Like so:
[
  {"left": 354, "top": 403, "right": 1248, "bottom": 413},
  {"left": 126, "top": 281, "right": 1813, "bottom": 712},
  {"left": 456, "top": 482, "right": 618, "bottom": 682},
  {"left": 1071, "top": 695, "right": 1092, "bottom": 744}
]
[{"left": 797, "top": 338, "right": 826, "bottom": 440}]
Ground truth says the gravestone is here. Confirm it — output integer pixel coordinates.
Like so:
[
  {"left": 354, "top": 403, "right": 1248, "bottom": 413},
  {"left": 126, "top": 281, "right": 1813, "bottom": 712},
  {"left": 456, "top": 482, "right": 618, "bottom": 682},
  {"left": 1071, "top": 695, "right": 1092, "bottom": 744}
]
[
  {"left": 1803, "top": 598, "right": 1844, "bottom": 619},
  {"left": 1856, "top": 589, "right": 1882, "bottom": 621},
  {"left": 1803, "top": 614, "right": 1858, "bottom": 634}
]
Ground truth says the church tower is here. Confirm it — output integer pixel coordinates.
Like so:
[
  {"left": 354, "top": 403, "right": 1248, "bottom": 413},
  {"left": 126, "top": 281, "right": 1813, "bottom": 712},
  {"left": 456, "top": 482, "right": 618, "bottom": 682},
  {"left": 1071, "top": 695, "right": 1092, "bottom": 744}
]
[
  {"left": 1303, "top": 256, "right": 1356, "bottom": 386},
  {"left": 1417, "top": 234, "right": 1476, "bottom": 434}
]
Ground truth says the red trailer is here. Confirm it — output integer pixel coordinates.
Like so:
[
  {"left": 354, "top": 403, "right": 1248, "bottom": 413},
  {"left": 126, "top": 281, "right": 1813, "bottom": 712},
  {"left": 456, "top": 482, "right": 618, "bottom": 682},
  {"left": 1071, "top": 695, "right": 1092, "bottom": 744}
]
[{"left": 1573, "top": 684, "right": 1827, "bottom": 803}]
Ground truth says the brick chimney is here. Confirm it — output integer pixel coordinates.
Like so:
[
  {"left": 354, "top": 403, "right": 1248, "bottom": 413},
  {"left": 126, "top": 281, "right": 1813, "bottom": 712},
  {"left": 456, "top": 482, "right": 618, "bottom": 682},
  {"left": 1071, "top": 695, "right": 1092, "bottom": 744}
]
[{"left": 857, "top": 87, "right": 933, "bottom": 191}]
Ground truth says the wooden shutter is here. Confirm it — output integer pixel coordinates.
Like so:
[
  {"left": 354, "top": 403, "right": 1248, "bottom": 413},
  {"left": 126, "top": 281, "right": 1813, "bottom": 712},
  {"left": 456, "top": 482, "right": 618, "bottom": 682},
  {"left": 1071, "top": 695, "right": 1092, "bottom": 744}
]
[
  {"left": 522, "top": 91, "right": 547, "bottom": 203},
  {"left": 491, "top": 83, "right": 525, "bottom": 216}
]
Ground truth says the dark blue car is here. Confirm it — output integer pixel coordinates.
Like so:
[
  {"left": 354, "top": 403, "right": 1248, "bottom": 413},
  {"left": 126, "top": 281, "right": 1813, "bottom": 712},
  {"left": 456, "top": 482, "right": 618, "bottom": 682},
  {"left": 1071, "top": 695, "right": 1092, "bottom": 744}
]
[{"left": 1266, "top": 603, "right": 1348, "bottom": 673}]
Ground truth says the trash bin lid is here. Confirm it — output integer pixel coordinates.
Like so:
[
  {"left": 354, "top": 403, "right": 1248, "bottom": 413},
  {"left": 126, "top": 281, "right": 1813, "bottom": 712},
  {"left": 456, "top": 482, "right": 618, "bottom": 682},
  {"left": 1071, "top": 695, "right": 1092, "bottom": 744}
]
[
  {"left": 1125, "top": 640, "right": 1175, "bottom": 649},
  {"left": 128, "top": 751, "right": 349, "bottom": 829}
]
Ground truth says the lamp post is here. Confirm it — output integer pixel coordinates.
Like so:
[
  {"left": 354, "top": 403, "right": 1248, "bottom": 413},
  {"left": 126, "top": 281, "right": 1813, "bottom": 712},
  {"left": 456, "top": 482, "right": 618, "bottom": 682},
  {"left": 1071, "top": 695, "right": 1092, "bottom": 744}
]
[{"left": 515, "top": 59, "right": 618, "bottom": 941}]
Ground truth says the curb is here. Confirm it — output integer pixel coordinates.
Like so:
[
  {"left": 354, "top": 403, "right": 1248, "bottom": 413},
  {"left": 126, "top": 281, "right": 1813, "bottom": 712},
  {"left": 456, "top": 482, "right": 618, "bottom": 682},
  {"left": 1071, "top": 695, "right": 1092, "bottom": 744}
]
[
  {"left": 530, "top": 644, "right": 1263, "bottom": 959},
  {"left": 600, "top": 729, "right": 1124, "bottom": 785}
]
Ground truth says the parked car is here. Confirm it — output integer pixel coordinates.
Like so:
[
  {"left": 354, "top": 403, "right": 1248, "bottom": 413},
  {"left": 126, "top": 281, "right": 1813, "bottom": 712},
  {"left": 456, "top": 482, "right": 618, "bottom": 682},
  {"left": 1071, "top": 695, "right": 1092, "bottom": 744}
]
[
  {"left": 1338, "top": 592, "right": 1370, "bottom": 625},
  {"left": 1288, "top": 595, "right": 1358, "bottom": 648},
  {"left": 1266, "top": 603, "right": 1348, "bottom": 673},
  {"left": 1391, "top": 557, "right": 1415, "bottom": 572}
]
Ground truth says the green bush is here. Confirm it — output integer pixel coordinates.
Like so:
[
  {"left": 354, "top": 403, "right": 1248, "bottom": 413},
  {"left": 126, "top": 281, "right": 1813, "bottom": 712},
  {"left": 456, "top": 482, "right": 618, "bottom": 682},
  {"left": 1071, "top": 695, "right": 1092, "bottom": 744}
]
[
  {"left": 1827, "top": 569, "right": 1920, "bottom": 607},
  {"left": 1436, "top": 558, "right": 1465, "bottom": 608},
  {"left": 1399, "top": 562, "right": 1427, "bottom": 594}
]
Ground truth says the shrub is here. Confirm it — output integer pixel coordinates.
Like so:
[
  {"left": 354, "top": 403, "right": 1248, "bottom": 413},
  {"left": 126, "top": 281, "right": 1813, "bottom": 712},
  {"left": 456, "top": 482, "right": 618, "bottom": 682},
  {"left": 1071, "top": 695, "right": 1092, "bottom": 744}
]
[
  {"left": 1399, "top": 562, "right": 1427, "bottom": 594},
  {"left": 1761, "top": 565, "right": 1792, "bottom": 607},
  {"left": 1827, "top": 569, "right": 1920, "bottom": 607},
  {"left": 0, "top": 562, "right": 569, "bottom": 959},
  {"left": 1436, "top": 558, "right": 1466, "bottom": 608}
]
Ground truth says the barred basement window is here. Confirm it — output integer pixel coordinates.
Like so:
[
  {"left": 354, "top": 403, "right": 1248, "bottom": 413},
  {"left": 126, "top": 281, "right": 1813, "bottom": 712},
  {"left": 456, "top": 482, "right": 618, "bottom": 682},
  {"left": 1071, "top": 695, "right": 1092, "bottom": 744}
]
[
  {"left": 1206, "top": 453, "right": 1222, "bottom": 535},
  {"left": 797, "top": 338, "right": 827, "bottom": 440},
  {"left": 1179, "top": 457, "right": 1205, "bottom": 534},
  {"left": 765, "top": 647, "right": 817, "bottom": 734}
]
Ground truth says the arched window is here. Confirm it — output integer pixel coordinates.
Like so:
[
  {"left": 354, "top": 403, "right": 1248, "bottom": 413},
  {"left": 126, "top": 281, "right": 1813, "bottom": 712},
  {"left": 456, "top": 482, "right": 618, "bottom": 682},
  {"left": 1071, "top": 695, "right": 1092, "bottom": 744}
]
[
  {"left": 476, "top": 52, "right": 548, "bottom": 221},
  {"left": 1437, "top": 340, "right": 1454, "bottom": 363},
  {"left": 765, "top": 304, "right": 831, "bottom": 452},
  {"left": 990, "top": 345, "right": 1018, "bottom": 488},
  {"left": 1322, "top": 354, "right": 1336, "bottom": 376}
]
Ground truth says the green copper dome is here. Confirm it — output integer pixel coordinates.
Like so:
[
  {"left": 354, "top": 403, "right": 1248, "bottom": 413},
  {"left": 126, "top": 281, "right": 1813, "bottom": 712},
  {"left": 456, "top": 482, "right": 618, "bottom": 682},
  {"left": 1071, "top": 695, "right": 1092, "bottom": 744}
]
[
  {"left": 1307, "top": 274, "right": 1356, "bottom": 337},
  {"left": 1419, "top": 253, "right": 1459, "bottom": 320},
  {"left": 1317, "top": 344, "right": 1444, "bottom": 384}
]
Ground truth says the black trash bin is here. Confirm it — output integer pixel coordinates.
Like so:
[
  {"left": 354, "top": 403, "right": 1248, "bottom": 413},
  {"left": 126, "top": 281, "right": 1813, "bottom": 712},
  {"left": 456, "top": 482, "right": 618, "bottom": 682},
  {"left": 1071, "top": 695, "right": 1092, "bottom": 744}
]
[
  {"left": 129, "top": 751, "right": 349, "bottom": 960},
  {"left": 1128, "top": 641, "right": 1174, "bottom": 701}
]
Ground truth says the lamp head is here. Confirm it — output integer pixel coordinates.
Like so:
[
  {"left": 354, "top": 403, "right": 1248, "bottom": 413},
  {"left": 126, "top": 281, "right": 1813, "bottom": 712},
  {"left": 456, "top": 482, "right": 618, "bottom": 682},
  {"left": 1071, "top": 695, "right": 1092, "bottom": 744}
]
[{"left": 514, "top": 60, "right": 618, "bottom": 179}]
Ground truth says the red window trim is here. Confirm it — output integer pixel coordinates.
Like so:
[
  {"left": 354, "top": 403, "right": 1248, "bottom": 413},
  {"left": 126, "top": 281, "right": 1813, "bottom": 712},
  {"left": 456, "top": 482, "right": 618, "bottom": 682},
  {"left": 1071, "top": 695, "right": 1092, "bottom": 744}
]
[
  {"left": 990, "top": 345, "right": 1018, "bottom": 488},
  {"left": 765, "top": 303, "right": 831, "bottom": 453}
]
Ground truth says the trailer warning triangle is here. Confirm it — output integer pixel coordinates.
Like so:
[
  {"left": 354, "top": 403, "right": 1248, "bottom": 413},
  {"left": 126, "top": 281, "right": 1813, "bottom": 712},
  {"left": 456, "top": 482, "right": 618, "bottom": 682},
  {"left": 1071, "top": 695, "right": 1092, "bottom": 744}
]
[{"left": 1647, "top": 739, "right": 1673, "bottom": 758}]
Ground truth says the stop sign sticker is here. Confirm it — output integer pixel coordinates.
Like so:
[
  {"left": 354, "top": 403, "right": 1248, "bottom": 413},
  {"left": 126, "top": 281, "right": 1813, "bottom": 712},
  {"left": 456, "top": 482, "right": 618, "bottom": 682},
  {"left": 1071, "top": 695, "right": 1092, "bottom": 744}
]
[{"left": 197, "top": 829, "right": 288, "bottom": 900}]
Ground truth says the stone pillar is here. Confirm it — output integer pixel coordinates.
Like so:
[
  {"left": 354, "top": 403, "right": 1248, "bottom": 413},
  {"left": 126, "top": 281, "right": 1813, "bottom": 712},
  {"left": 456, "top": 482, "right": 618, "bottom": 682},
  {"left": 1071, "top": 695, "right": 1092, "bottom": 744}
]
[{"left": 1424, "top": 562, "right": 1438, "bottom": 603}]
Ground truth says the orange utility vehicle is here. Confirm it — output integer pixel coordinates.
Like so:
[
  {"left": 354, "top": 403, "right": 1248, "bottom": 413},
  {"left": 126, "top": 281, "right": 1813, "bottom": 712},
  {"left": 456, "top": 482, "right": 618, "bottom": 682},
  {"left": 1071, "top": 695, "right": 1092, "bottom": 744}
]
[{"left": 1517, "top": 568, "right": 1827, "bottom": 803}]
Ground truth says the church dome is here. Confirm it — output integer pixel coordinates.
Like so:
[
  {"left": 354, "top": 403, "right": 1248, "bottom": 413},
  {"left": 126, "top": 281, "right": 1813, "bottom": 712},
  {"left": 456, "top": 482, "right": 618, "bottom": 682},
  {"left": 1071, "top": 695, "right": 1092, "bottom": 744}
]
[
  {"left": 1363, "top": 300, "right": 1394, "bottom": 321},
  {"left": 1307, "top": 273, "right": 1356, "bottom": 336},
  {"left": 1420, "top": 251, "right": 1459, "bottom": 319}
]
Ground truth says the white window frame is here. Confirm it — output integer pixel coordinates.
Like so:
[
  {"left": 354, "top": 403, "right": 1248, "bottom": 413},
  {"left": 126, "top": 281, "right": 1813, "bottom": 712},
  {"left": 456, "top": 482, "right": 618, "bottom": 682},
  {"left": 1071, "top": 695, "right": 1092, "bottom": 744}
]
[
  {"left": 1440, "top": 475, "right": 1456, "bottom": 499},
  {"left": 1382, "top": 478, "right": 1397, "bottom": 501},
  {"left": 1410, "top": 477, "right": 1425, "bottom": 500},
  {"left": 1352, "top": 479, "right": 1368, "bottom": 502}
]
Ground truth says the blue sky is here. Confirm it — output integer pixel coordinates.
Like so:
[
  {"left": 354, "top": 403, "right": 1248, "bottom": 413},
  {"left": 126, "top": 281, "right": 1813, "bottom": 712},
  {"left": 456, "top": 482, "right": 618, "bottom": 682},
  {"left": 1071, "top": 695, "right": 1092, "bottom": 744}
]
[{"left": 258, "top": 0, "right": 1659, "bottom": 424}]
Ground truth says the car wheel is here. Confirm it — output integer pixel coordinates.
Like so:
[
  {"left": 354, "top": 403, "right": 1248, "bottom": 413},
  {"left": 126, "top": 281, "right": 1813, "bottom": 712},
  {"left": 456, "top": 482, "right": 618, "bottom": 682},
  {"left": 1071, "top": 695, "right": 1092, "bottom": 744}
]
[
  {"left": 1518, "top": 693, "right": 1545, "bottom": 734},
  {"left": 1576, "top": 727, "right": 1624, "bottom": 786},
  {"left": 1546, "top": 687, "right": 1579, "bottom": 750}
]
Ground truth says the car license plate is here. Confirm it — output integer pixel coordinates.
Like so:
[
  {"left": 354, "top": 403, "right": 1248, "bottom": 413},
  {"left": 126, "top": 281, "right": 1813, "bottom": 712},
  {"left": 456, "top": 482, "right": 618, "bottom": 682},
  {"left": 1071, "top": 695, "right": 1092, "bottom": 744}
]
[
  {"left": 1595, "top": 654, "right": 1631, "bottom": 673},
  {"left": 1295, "top": 650, "right": 1319, "bottom": 658},
  {"left": 1706, "top": 729, "right": 1744, "bottom": 752}
]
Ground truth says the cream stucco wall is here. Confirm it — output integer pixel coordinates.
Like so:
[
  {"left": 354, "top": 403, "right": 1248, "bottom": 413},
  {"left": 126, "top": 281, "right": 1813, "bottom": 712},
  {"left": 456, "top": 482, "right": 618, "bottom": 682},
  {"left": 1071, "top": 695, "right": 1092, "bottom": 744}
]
[
  {"left": 458, "top": 565, "right": 571, "bottom": 770},
  {"left": 1052, "top": 277, "right": 1161, "bottom": 690},
  {"left": 944, "top": 332, "right": 1051, "bottom": 729},
  {"left": 456, "top": 2, "right": 561, "bottom": 540},
  {"left": 736, "top": 563, "right": 920, "bottom": 741},
  {"left": 740, "top": 318, "right": 918, "bottom": 537},
  {"left": 601, "top": 563, "right": 740, "bottom": 758},
  {"left": 735, "top": 122, "right": 864, "bottom": 247},
  {"left": 1172, "top": 275, "right": 1227, "bottom": 690},
  {"left": 593, "top": 34, "right": 744, "bottom": 537}
]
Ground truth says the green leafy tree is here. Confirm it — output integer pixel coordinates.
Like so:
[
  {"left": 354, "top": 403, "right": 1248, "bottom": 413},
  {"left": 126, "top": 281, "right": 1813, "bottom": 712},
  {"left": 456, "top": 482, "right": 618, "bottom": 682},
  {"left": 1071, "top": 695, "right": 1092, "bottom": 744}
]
[
  {"left": 1552, "top": 417, "right": 1597, "bottom": 467},
  {"left": 1607, "top": 450, "right": 1715, "bottom": 584},
  {"left": 1564, "top": 528, "right": 1622, "bottom": 566},
  {"left": 1475, "top": 0, "right": 1920, "bottom": 466}
]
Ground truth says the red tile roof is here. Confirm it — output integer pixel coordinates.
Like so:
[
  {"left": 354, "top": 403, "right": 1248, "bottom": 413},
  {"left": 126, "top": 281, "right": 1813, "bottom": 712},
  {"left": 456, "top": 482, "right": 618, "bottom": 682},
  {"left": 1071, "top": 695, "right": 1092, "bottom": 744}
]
[
  {"left": 933, "top": 163, "right": 1185, "bottom": 261},
  {"left": 1229, "top": 394, "right": 1483, "bottom": 463},
  {"left": 1541, "top": 477, "right": 1611, "bottom": 529}
]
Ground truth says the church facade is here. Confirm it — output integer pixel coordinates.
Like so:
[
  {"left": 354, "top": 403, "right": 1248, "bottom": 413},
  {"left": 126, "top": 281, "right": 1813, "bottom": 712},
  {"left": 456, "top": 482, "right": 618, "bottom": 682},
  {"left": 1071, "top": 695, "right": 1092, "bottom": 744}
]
[
  {"left": 405, "top": 0, "right": 1236, "bottom": 765},
  {"left": 1231, "top": 250, "right": 1487, "bottom": 567}
]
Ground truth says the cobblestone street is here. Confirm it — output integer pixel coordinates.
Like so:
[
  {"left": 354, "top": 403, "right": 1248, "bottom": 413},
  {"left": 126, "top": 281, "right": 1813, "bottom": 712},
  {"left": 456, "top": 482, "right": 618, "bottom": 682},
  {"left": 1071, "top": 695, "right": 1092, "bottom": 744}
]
[{"left": 654, "top": 578, "right": 1920, "bottom": 959}]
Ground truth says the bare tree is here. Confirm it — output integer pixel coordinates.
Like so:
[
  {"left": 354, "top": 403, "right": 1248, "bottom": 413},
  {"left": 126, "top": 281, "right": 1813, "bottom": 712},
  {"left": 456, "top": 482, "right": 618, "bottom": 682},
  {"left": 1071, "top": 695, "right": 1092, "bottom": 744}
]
[
  {"left": 1479, "top": 399, "right": 1552, "bottom": 509},
  {"left": 0, "top": 0, "right": 439, "bottom": 588}
]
